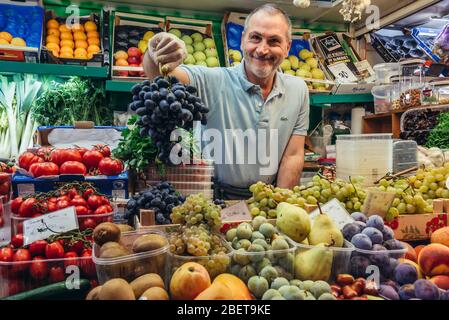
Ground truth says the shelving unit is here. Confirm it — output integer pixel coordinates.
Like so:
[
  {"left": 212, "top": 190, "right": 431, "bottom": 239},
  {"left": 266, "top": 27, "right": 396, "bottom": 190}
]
[
  {"left": 0, "top": 61, "right": 109, "bottom": 78},
  {"left": 310, "top": 93, "right": 374, "bottom": 107}
]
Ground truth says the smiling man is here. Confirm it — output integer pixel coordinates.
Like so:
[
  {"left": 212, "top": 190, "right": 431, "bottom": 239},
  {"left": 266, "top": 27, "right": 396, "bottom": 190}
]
[{"left": 143, "top": 3, "right": 310, "bottom": 199}]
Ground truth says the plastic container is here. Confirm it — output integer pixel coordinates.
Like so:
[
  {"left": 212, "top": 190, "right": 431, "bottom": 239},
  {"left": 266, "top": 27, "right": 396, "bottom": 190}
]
[
  {"left": 400, "top": 104, "right": 449, "bottom": 132},
  {"left": 0, "top": 202, "right": 11, "bottom": 247},
  {"left": 432, "top": 79, "right": 449, "bottom": 105},
  {"left": 399, "top": 59, "right": 426, "bottom": 78},
  {"left": 146, "top": 161, "right": 214, "bottom": 178},
  {"left": 393, "top": 140, "right": 417, "bottom": 173},
  {"left": 92, "top": 229, "right": 170, "bottom": 285},
  {"left": 177, "top": 189, "right": 214, "bottom": 200},
  {"left": 146, "top": 181, "right": 213, "bottom": 191},
  {"left": 373, "top": 63, "right": 400, "bottom": 84},
  {"left": 371, "top": 85, "right": 393, "bottom": 114},
  {"left": 0, "top": 173, "right": 11, "bottom": 202},
  {"left": 349, "top": 246, "right": 407, "bottom": 281},
  {"left": 0, "top": 253, "right": 96, "bottom": 298},
  {"left": 293, "top": 240, "right": 354, "bottom": 282}
]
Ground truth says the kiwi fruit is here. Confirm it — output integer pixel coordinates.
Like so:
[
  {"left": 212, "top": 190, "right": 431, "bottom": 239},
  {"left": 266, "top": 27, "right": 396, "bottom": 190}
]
[
  {"left": 99, "top": 244, "right": 130, "bottom": 259},
  {"left": 99, "top": 241, "right": 123, "bottom": 257},
  {"left": 98, "top": 279, "right": 135, "bottom": 300},
  {"left": 116, "top": 224, "right": 134, "bottom": 233},
  {"left": 139, "top": 287, "right": 169, "bottom": 300},
  {"left": 130, "top": 273, "right": 165, "bottom": 298},
  {"left": 132, "top": 234, "right": 168, "bottom": 253},
  {"left": 86, "top": 286, "right": 102, "bottom": 300},
  {"left": 93, "top": 222, "right": 121, "bottom": 246}
]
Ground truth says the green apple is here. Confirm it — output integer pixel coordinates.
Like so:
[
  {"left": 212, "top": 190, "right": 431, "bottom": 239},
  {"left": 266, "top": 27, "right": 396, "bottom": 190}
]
[
  {"left": 193, "top": 51, "right": 206, "bottom": 62},
  {"left": 205, "top": 48, "right": 218, "bottom": 58},
  {"left": 184, "top": 54, "right": 196, "bottom": 65},
  {"left": 191, "top": 32, "right": 204, "bottom": 43},
  {"left": 186, "top": 45, "right": 194, "bottom": 54},
  {"left": 168, "top": 28, "right": 182, "bottom": 38},
  {"left": 203, "top": 38, "right": 215, "bottom": 49},
  {"left": 280, "top": 59, "right": 291, "bottom": 71},
  {"left": 206, "top": 56, "right": 219, "bottom": 67},
  {"left": 229, "top": 49, "right": 242, "bottom": 62},
  {"left": 195, "top": 60, "right": 208, "bottom": 67},
  {"left": 193, "top": 42, "right": 206, "bottom": 52},
  {"left": 181, "top": 35, "right": 193, "bottom": 45}
]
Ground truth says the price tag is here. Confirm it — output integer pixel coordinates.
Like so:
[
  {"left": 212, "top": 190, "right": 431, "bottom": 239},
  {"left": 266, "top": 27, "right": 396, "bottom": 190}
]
[
  {"left": 362, "top": 189, "right": 396, "bottom": 218},
  {"left": 220, "top": 201, "right": 252, "bottom": 222},
  {"left": 309, "top": 198, "right": 354, "bottom": 229},
  {"left": 23, "top": 206, "right": 78, "bottom": 246},
  {"left": 328, "top": 62, "right": 359, "bottom": 83}
]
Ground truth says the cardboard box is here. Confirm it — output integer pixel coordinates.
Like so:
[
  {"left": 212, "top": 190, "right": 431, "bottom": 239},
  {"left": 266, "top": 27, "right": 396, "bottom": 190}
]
[
  {"left": 0, "top": 0, "right": 44, "bottom": 62},
  {"left": 111, "top": 12, "right": 165, "bottom": 80},
  {"left": 221, "top": 12, "right": 246, "bottom": 67},
  {"left": 387, "top": 213, "right": 448, "bottom": 241}
]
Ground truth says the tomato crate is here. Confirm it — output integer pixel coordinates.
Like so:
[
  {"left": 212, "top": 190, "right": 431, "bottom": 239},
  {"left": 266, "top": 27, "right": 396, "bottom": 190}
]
[
  {"left": 0, "top": 202, "right": 11, "bottom": 247},
  {"left": 0, "top": 254, "right": 96, "bottom": 298}
]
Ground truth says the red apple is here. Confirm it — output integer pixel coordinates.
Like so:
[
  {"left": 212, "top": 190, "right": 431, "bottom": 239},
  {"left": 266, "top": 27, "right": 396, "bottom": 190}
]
[
  {"left": 127, "top": 47, "right": 142, "bottom": 58},
  {"left": 128, "top": 56, "right": 141, "bottom": 65},
  {"left": 129, "top": 63, "right": 140, "bottom": 76},
  {"left": 118, "top": 70, "right": 129, "bottom": 77}
]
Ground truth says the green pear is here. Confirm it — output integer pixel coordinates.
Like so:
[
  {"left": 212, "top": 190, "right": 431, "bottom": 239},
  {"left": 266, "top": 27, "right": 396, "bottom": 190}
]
[
  {"left": 168, "top": 28, "right": 182, "bottom": 38},
  {"left": 288, "top": 55, "right": 299, "bottom": 70},
  {"left": 206, "top": 56, "right": 219, "bottom": 67},
  {"left": 203, "top": 38, "right": 215, "bottom": 49},
  {"left": 308, "top": 212, "right": 344, "bottom": 247},
  {"left": 186, "top": 45, "right": 194, "bottom": 54},
  {"left": 183, "top": 54, "right": 196, "bottom": 65},
  {"left": 280, "top": 59, "right": 291, "bottom": 71},
  {"left": 181, "top": 35, "right": 193, "bottom": 45},
  {"left": 193, "top": 51, "right": 206, "bottom": 62},
  {"left": 191, "top": 32, "right": 204, "bottom": 43},
  {"left": 294, "top": 243, "right": 333, "bottom": 281},
  {"left": 193, "top": 42, "right": 206, "bottom": 52},
  {"left": 276, "top": 202, "right": 311, "bottom": 243},
  {"left": 284, "top": 70, "right": 296, "bottom": 76}
]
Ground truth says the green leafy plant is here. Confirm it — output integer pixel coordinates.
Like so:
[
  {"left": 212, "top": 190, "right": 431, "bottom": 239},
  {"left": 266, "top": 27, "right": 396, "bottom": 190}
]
[{"left": 425, "top": 112, "right": 449, "bottom": 149}]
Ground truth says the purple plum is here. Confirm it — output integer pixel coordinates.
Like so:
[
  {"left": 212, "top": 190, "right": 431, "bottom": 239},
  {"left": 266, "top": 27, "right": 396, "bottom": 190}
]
[
  {"left": 366, "top": 215, "right": 385, "bottom": 232},
  {"left": 414, "top": 279, "right": 440, "bottom": 300},
  {"left": 394, "top": 263, "right": 418, "bottom": 286},
  {"left": 362, "top": 227, "right": 384, "bottom": 245}
]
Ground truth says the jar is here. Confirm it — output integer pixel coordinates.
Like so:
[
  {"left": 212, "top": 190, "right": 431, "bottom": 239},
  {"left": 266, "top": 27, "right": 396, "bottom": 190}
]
[
  {"left": 432, "top": 79, "right": 449, "bottom": 105},
  {"left": 399, "top": 76, "right": 423, "bottom": 109},
  {"left": 399, "top": 59, "right": 425, "bottom": 79},
  {"left": 421, "top": 83, "right": 438, "bottom": 105}
]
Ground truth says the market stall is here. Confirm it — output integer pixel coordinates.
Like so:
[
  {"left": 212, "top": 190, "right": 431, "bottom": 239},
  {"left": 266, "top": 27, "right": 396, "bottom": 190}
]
[{"left": 0, "top": 0, "right": 449, "bottom": 303}]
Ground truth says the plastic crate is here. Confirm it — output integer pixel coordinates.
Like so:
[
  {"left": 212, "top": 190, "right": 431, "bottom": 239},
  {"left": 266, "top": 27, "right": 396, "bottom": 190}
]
[
  {"left": 92, "top": 229, "right": 170, "bottom": 285},
  {"left": 400, "top": 104, "right": 449, "bottom": 132},
  {"left": 0, "top": 202, "right": 11, "bottom": 247}
]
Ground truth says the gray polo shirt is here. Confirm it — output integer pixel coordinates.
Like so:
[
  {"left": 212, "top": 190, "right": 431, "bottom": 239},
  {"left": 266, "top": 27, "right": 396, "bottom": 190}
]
[{"left": 180, "top": 61, "right": 309, "bottom": 188}]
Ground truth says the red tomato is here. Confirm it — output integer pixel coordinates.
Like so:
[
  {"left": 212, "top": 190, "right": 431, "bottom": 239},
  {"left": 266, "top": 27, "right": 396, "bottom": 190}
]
[
  {"left": 56, "top": 195, "right": 70, "bottom": 202},
  {"left": 8, "top": 279, "right": 25, "bottom": 296},
  {"left": 87, "top": 195, "right": 103, "bottom": 210},
  {"left": 45, "top": 242, "right": 65, "bottom": 259},
  {"left": 48, "top": 197, "right": 58, "bottom": 203},
  {"left": 47, "top": 201, "right": 58, "bottom": 212},
  {"left": 29, "top": 162, "right": 59, "bottom": 178},
  {"left": 35, "top": 201, "right": 48, "bottom": 214},
  {"left": 83, "top": 188, "right": 95, "bottom": 199},
  {"left": 71, "top": 195, "right": 87, "bottom": 207},
  {"left": 12, "top": 249, "right": 31, "bottom": 273},
  {"left": 63, "top": 252, "right": 79, "bottom": 269},
  {"left": 18, "top": 197, "right": 38, "bottom": 217},
  {"left": 75, "top": 205, "right": 89, "bottom": 216},
  {"left": 60, "top": 161, "right": 87, "bottom": 175},
  {"left": 29, "top": 240, "right": 48, "bottom": 257},
  {"left": 49, "top": 266, "right": 65, "bottom": 283},
  {"left": 67, "top": 240, "right": 84, "bottom": 255},
  {"left": 94, "top": 205, "right": 113, "bottom": 215},
  {"left": 0, "top": 247, "right": 14, "bottom": 262},
  {"left": 93, "top": 144, "right": 111, "bottom": 157},
  {"left": 0, "top": 178, "right": 10, "bottom": 195},
  {"left": 36, "top": 146, "right": 53, "bottom": 161},
  {"left": 82, "top": 150, "right": 104, "bottom": 169},
  {"left": 56, "top": 199, "right": 70, "bottom": 210},
  {"left": 11, "top": 234, "right": 24, "bottom": 248},
  {"left": 68, "top": 187, "right": 80, "bottom": 199},
  {"left": 79, "top": 249, "right": 96, "bottom": 277},
  {"left": 0, "top": 216, "right": 3, "bottom": 228},
  {"left": 75, "top": 146, "right": 89, "bottom": 158},
  {"left": 11, "top": 197, "right": 23, "bottom": 214},
  {"left": 29, "top": 256, "right": 48, "bottom": 280},
  {"left": 50, "top": 149, "right": 82, "bottom": 166},
  {"left": 18, "top": 152, "right": 43, "bottom": 171},
  {"left": 80, "top": 218, "right": 97, "bottom": 230},
  {"left": 0, "top": 161, "right": 14, "bottom": 174},
  {"left": 98, "top": 157, "right": 124, "bottom": 176},
  {"left": 16, "top": 222, "right": 23, "bottom": 234}
]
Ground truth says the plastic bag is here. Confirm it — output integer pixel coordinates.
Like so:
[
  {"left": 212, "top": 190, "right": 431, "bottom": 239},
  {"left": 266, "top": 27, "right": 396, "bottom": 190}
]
[{"left": 433, "top": 23, "right": 449, "bottom": 62}]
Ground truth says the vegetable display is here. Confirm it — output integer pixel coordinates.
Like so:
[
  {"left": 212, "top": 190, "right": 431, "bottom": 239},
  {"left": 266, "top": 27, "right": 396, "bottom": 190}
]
[{"left": 425, "top": 112, "right": 449, "bottom": 149}]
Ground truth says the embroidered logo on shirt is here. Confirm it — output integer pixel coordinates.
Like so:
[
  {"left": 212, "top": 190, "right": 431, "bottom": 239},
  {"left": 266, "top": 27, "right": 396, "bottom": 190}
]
[{"left": 281, "top": 116, "right": 288, "bottom": 121}]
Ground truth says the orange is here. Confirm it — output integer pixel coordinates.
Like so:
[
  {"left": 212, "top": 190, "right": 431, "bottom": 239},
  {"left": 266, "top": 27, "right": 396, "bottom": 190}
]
[
  {"left": 47, "top": 28, "right": 60, "bottom": 37},
  {"left": 60, "top": 52, "right": 73, "bottom": 58},
  {"left": 0, "top": 38, "right": 9, "bottom": 45},
  {"left": 115, "top": 58, "right": 129, "bottom": 66},
  {"left": 46, "top": 42, "right": 60, "bottom": 52},
  {"left": 87, "top": 31, "right": 99, "bottom": 38},
  {"left": 46, "top": 35, "right": 60, "bottom": 44},
  {"left": 46, "top": 19, "right": 59, "bottom": 29},
  {"left": 11, "top": 38, "right": 26, "bottom": 46},
  {"left": 87, "top": 53, "right": 94, "bottom": 60},
  {"left": 60, "top": 46, "right": 74, "bottom": 54},
  {"left": 74, "top": 51, "right": 88, "bottom": 59},
  {"left": 51, "top": 50, "right": 59, "bottom": 57},
  {"left": 0, "top": 31, "right": 13, "bottom": 42},
  {"left": 59, "top": 24, "right": 71, "bottom": 33},
  {"left": 71, "top": 24, "right": 84, "bottom": 32},
  {"left": 73, "top": 31, "right": 87, "bottom": 41},
  {"left": 60, "top": 39, "right": 74, "bottom": 49},
  {"left": 84, "top": 21, "right": 97, "bottom": 32},
  {"left": 75, "top": 40, "right": 88, "bottom": 49},
  {"left": 87, "top": 44, "right": 100, "bottom": 54},
  {"left": 87, "top": 37, "right": 100, "bottom": 46},
  {"left": 60, "top": 32, "right": 73, "bottom": 40},
  {"left": 74, "top": 47, "right": 87, "bottom": 56}
]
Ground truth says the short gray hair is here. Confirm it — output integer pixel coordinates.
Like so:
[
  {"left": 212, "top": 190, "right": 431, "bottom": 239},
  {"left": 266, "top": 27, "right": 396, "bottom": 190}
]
[{"left": 243, "top": 4, "right": 292, "bottom": 41}]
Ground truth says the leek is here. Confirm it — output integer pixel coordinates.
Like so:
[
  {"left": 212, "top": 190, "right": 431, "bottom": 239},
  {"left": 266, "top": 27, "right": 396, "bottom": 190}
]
[{"left": 0, "top": 75, "right": 17, "bottom": 158}]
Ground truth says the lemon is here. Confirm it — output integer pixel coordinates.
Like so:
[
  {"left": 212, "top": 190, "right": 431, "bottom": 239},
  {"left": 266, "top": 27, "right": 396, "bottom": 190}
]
[
  {"left": 0, "top": 38, "right": 10, "bottom": 45},
  {"left": 11, "top": 37, "right": 26, "bottom": 46},
  {"left": 143, "top": 31, "right": 155, "bottom": 41}
]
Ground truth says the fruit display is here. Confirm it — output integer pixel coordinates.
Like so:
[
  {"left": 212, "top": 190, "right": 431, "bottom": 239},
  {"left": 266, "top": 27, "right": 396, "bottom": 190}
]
[
  {"left": 170, "top": 193, "right": 221, "bottom": 228},
  {"left": 165, "top": 28, "right": 220, "bottom": 68},
  {"left": 331, "top": 274, "right": 383, "bottom": 300},
  {"left": 129, "top": 76, "right": 209, "bottom": 165},
  {"left": 124, "top": 182, "right": 185, "bottom": 225},
  {"left": 43, "top": 17, "right": 100, "bottom": 60},
  {"left": 10, "top": 182, "right": 115, "bottom": 234},
  {"left": 92, "top": 226, "right": 169, "bottom": 284},
  {"left": 0, "top": 172, "right": 11, "bottom": 201},
  {"left": 17, "top": 145, "right": 124, "bottom": 178},
  {"left": 0, "top": 228, "right": 96, "bottom": 297},
  {"left": 343, "top": 212, "right": 407, "bottom": 281},
  {"left": 262, "top": 278, "right": 341, "bottom": 300}
]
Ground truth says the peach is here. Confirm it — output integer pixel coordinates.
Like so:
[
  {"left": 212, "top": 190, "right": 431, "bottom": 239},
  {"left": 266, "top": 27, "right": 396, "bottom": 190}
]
[
  {"left": 195, "top": 281, "right": 234, "bottom": 300},
  {"left": 418, "top": 243, "right": 449, "bottom": 277},
  {"left": 430, "top": 275, "right": 449, "bottom": 290},
  {"left": 213, "top": 274, "right": 253, "bottom": 300},
  {"left": 398, "top": 258, "right": 424, "bottom": 279},
  {"left": 402, "top": 242, "right": 417, "bottom": 262},
  {"left": 431, "top": 227, "right": 449, "bottom": 247},
  {"left": 169, "top": 262, "right": 211, "bottom": 300},
  {"left": 415, "top": 245, "right": 425, "bottom": 258}
]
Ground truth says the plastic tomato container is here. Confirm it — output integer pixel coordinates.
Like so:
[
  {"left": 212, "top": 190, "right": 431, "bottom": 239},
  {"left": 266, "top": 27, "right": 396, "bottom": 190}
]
[
  {"left": 0, "top": 173, "right": 11, "bottom": 202},
  {"left": 0, "top": 202, "right": 11, "bottom": 247},
  {"left": 92, "top": 229, "right": 170, "bottom": 286},
  {"left": 0, "top": 253, "right": 96, "bottom": 298},
  {"left": 293, "top": 240, "right": 354, "bottom": 283},
  {"left": 349, "top": 246, "right": 407, "bottom": 281}
]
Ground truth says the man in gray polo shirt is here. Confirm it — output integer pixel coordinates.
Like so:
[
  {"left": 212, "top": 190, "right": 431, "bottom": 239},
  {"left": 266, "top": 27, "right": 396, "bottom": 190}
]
[{"left": 144, "top": 4, "right": 309, "bottom": 199}]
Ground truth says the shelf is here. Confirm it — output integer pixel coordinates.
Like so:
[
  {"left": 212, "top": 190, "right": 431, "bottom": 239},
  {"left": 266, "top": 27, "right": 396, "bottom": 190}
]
[
  {"left": 0, "top": 61, "right": 109, "bottom": 78},
  {"left": 106, "top": 80, "right": 138, "bottom": 93},
  {"left": 310, "top": 93, "right": 373, "bottom": 106}
]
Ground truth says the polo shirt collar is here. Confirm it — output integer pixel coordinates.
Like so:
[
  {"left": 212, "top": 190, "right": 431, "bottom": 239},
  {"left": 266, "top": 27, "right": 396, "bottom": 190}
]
[{"left": 236, "top": 60, "right": 285, "bottom": 96}]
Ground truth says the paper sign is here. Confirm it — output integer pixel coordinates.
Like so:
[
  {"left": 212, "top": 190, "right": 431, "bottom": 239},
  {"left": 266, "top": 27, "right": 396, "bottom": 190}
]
[
  {"left": 362, "top": 189, "right": 396, "bottom": 218},
  {"left": 328, "top": 62, "right": 359, "bottom": 83},
  {"left": 23, "top": 206, "right": 78, "bottom": 245},
  {"left": 220, "top": 201, "right": 252, "bottom": 222},
  {"left": 309, "top": 198, "right": 354, "bottom": 230}
]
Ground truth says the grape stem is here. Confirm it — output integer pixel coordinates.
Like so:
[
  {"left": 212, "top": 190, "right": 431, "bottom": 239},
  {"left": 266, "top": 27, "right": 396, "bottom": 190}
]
[{"left": 348, "top": 176, "right": 360, "bottom": 199}]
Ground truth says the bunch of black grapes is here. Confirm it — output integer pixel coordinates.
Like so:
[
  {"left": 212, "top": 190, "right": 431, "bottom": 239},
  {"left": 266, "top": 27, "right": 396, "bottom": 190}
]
[{"left": 129, "top": 76, "right": 209, "bottom": 164}]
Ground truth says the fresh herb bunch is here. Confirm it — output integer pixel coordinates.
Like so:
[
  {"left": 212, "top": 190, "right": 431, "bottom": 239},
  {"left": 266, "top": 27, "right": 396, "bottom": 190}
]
[
  {"left": 113, "top": 115, "right": 159, "bottom": 173},
  {"left": 426, "top": 112, "right": 449, "bottom": 149},
  {"left": 32, "top": 77, "right": 112, "bottom": 126}
]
